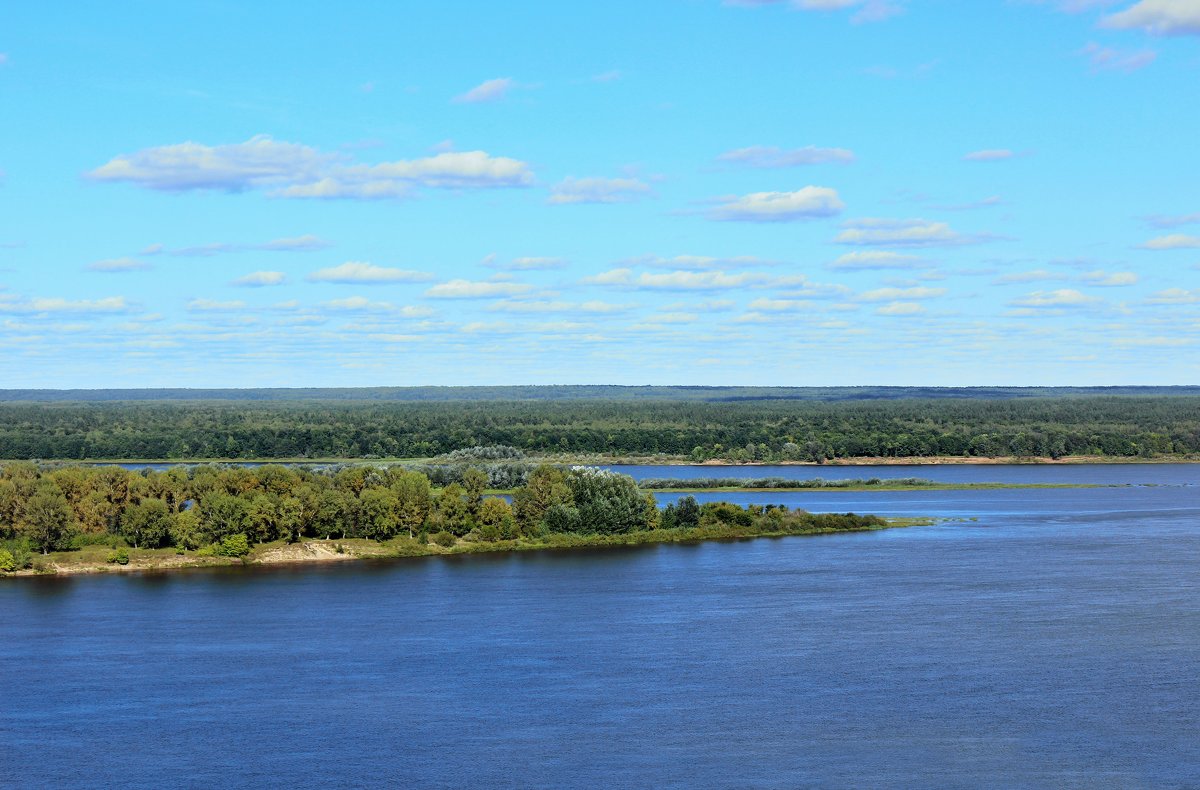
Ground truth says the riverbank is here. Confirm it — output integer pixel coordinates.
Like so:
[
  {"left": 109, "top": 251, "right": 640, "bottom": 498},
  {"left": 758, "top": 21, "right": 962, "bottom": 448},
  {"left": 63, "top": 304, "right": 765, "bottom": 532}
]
[
  {"left": 6, "top": 453, "right": 1196, "bottom": 467},
  {"left": 1, "top": 517, "right": 930, "bottom": 578}
]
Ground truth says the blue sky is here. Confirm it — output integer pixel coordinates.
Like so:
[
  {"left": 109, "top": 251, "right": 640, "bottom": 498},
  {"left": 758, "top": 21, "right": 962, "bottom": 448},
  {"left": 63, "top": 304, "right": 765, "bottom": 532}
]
[{"left": 2, "top": 0, "right": 1199, "bottom": 387}]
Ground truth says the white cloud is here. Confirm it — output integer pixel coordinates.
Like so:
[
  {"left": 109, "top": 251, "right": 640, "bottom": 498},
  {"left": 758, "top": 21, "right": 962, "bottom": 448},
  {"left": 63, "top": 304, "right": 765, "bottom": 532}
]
[
  {"left": 829, "top": 251, "right": 926, "bottom": 270},
  {"left": 1081, "top": 270, "right": 1138, "bottom": 286},
  {"left": 88, "top": 136, "right": 332, "bottom": 191},
  {"left": 186, "top": 298, "right": 247, "bottom": 312},
  {"left": 88, "top": 136, "right": 533, "bottom": 198},
  {"left": 307, "top": 262, "right": 434, "bottom": 284},
  {"left": 709, "top": 187, "right": 844, "bottom": 222},
  {"left": 629, "top": 270, "right": 762, "bottom": 290},
  {"left": 0, "top": 296, "right": 134, "bottom": 314},
  {"left": 835, "top": 218, "right": 984, "bottom": 247},
  {"left": 875, "top": 301, "right": 924, "bottom": 316},
  {"left": 963, "top": 149, "right": 1017, "bottom": 162},
  {"left": 232, "top": 271, "right": 287, "bottom": 287},
  {"left": 1141, "top": 233, "right": 1200, "bottom": 250},
  {"left": 548, "top": 176, "right": 652, "bottom": 204},
  {"left": 425, "top": 279, "right": 534, "bottom": 298},
  {"left": 858, "top": 286, "right": 946, "bottom": 301},
  {"left": 1103, "top": 0, "right": 1200, "bottom": 35},
  {"left": 87, "top": 257, "right": 151, "bottom": 273},
  {"left": 717, "top": 145, "right": 855, "bottom": 168},
  {"left": 323, "top": 296, "right": 406, "bottom": 313},
  {"left": 1010, "top": 289, "right": 1100, "bottom": 308},
  {"left": 582, "top": 268, "right": 634, "bottom": 285},
  {"left": 453, "top": 77, "right": 515, "bottom": 103},
  {"left": 1146, "top": 288, "right": 1200, "bottom": 304},
  {"left": 1080, "top": 42, "right": 1157, "bottom": 71}
]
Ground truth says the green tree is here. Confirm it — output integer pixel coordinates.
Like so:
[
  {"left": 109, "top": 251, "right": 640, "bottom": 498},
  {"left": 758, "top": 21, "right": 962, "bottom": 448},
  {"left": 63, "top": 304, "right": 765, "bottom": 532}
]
[
  {"left": 119, "top": 498, "right": 171, "bottom": 549},
  {"left": 360, "top": 488, "right": 400, "bottom": 540},
  {"left": 512, "top": 465, "right": 572, "bottom": 532},
  {"left": 460, "top": 467, "right": 488, "bottom": 519},
  {"left": 392, "top": 470, "right": 432, "bottom": 538},
  {"left": 200, "top": 492, "right": 250, "bottom": 541},
  {"left": 21, "top": 486, "right": 76, "bottom": 554}
]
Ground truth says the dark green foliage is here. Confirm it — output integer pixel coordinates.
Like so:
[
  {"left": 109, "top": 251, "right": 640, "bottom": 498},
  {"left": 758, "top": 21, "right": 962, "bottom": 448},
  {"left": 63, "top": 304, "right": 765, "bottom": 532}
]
[
  {"left": 119, "top": 498, "right": 172, "bottom": 548},
  {"left": 676, "top": 496, "right": 701, "bottom": 528},
  {"left": 107, "top": 547, "right": 130, "bottom": 565},
  {"left": 0, "top": 393, "right": 1196, "bottom": 461},
  {"left": 430, "top": 530, "right": 456, "bottom": 548}
]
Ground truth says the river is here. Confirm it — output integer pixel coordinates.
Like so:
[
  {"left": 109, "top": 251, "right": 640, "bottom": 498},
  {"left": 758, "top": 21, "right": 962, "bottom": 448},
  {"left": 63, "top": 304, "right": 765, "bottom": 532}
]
[{"left": 2, "top": 465, "right": 1198, "bottom": 787}]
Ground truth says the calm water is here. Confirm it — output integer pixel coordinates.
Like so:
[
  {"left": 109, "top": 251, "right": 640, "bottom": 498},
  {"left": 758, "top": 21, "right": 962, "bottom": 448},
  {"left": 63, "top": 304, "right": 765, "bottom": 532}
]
[{"left": 3, "top": 470, "right": 1199, "bottom": 788}]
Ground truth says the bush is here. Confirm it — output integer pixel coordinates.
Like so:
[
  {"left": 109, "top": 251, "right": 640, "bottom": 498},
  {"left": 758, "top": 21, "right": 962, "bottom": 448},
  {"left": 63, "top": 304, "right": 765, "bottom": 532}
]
[
  {"left": 0, "top": 548, "right": 15, "bottom": 572},
  {"left": 107, "top": 547, "right": 130, "bottom": 565},
  {"left": 478, "top": 524, "right": 501, "bottom": 542},
  {"left": 68, "top": 533, "right": 127, "bottom": 550},
  {"left": 1, "top": 539, "right": 33, "bottom": 570},
  {"left": 216, "top": 533, "right": 251, "bottom": 557},
  {"left": 430, "top": 530, "right": 456, "bottom": 548}
]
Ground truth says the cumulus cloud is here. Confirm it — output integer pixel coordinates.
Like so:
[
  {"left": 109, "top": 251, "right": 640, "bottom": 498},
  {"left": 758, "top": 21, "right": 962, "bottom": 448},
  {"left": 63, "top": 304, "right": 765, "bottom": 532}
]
[
  {"left": 1141, "top": 233, "right": 1200, "bottom": 249},
  {"left": 186, "top": 298, "right": 247, "bottom": 312},
  {"left": 321, "top": 297, "right": 432, "bottom": 314},
  {"left": 1010, "top": 289, "right": 1099, "bottom": 308},
  {"left": 716, "top": 145, "right": 855, "bottom": 168},
  {"left": 1146, "top": 288, "right": 1200, "bottom": 304},
  {"left": 88, "top": 136, "right": 533, "bottom": 199},
  {"left": 1081, "top": 270, "right": 1138, "bottom": 286},
  {"left": 307, "top": 262, "right": 434, "bottom": 284},
  {"left": 548, "top": 176, "right": 652, "bottom": 204},
  {"left": 829, "top": 251, "right": 926, "bottom": 270},
  {"left": 1103, "top": 0, "right": 1200, "bottom": 35},
  {"left": 858, "top": 286, "right": 946, "bottom": 301},
  {"left": 232, "top": 271, "right": 287, "bottom": 287},
  {"left": 0, "top": 296, "right": 135, "bottom": 314},
  {"left": 1080, "top": 42, "right": 1157, "bottom": 71},
  {"left": 709, "top": 187, "right": 844, "bottom": 222},
  {"left": 835, "top": 218, "right": 985, "bottom": 247},
  {"left": 453, "top": 77, "right": 515, "bottom": 103},
  {"left": 86, "top": 257, "right": 151, "bottom": 273},
  {"left": 875, "top": 301, "right": 924, "bottom": 316},
  {"left": 425, "top": 279, "right": 534, "bottom": 298}
]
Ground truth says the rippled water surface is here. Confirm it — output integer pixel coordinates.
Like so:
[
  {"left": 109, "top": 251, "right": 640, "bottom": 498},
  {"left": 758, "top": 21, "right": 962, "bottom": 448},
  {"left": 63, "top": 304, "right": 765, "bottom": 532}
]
[{"left": 3, "top": 467, "right": 1199, "bottom": 788}]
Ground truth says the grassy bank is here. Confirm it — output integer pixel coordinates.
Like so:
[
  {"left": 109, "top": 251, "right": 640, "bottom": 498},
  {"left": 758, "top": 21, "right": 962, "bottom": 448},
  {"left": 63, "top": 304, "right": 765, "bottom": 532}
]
[{"left": 2, "top": 516, "right": 930, "bottom": 578}]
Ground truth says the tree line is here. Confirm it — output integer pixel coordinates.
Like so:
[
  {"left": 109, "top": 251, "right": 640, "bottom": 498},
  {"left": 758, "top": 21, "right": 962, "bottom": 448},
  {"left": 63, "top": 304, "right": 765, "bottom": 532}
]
[
  {"left": 0, "top": 396, "right": 1197, "bottom": 461},
  {"left": 0, "top": 462, "right": 885, "bottom": 571}
]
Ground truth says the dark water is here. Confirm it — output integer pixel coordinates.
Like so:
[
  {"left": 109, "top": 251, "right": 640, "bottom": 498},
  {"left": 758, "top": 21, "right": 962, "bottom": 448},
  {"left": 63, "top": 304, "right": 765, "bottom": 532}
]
[{"left": 3, "top": 479, "right": 1199, "bottom": 787}]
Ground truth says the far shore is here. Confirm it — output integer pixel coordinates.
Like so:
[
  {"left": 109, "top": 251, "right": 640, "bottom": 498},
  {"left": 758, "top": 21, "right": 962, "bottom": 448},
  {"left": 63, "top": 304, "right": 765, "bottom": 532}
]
[
  {"left": 2, "top": 517, "right": 932, "bottom": 579},
  {"left": 3, "top": 454, "right": 1197, "bottom": 467}
]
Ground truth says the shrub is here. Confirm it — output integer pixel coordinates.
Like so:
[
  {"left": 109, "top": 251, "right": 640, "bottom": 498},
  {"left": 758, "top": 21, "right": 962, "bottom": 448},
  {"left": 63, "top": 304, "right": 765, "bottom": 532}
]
[
  {"left": 478, "top": 523, "right": 501, "bottom": 542},
  {"left": 0, "top": 548, "right": 15, "bottom": 572},
  {"left": 430, "top": 530, "right": 456, "bottom": 548},
  {"left": 107, "top": 547, "right": 130, "bottom": 565},
  {"left": 216, "top": 533, "right": 251, "bottom": 557},
  {"left": 2, "top": 540, "right": 33, "bottom": 570}
]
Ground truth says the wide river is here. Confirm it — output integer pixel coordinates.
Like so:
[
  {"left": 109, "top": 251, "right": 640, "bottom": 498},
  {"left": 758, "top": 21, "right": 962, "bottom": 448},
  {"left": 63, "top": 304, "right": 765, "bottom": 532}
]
[{"left": 3, "top": 464, "right": 1198, "bottom": 787}]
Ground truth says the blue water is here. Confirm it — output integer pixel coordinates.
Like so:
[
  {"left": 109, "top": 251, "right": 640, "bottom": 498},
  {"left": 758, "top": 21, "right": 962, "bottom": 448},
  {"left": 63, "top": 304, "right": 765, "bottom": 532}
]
[{"left": 3, "top": 475, "right": 1199, "bottom": 787}]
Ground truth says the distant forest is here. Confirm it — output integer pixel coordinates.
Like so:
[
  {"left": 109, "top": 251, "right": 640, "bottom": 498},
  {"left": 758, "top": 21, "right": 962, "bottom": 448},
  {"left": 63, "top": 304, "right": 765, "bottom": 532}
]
[{"left": 0, "top": 390, "right": 1197, "bottom": 461}]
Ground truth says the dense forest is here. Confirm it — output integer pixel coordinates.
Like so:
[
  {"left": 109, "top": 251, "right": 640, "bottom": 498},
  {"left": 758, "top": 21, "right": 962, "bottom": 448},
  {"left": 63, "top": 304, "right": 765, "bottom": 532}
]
[
  {"left": 0, "top": 394, "right": 1198, "bottom": 461},
  {"left": 0, "top": 462, "right": 882, "bottom": 571}
]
